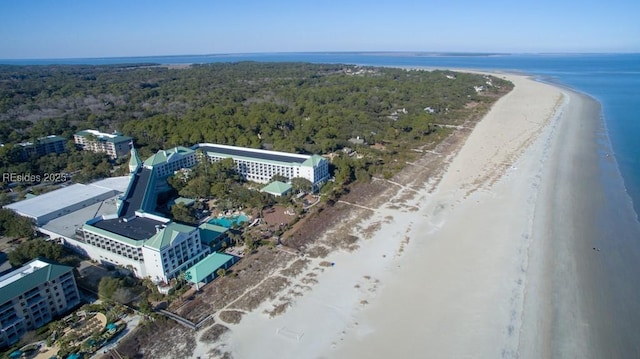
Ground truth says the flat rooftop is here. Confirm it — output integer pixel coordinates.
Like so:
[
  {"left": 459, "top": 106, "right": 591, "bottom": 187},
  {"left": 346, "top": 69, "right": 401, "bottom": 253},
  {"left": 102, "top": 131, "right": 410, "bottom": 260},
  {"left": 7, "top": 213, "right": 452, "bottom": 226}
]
[
  {"left": 92, "top": 216, "right": 165, "bottom": 241},
  {"left": 40, "top": 197, "right": 120, "bottom": 239},
  {"left": 195, "top": 143, "right": 309, "bottom": 164},
  {"left": 0, "top": 259, "right": 50, "bottom": 288},
  {"left": 4, "top": 176, "right": 129, "bottom": 222}
]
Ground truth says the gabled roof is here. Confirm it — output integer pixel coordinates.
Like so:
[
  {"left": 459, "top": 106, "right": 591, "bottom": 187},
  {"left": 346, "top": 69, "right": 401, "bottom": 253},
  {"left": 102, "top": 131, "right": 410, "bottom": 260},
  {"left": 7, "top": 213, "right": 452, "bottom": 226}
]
[
  {"left": 0, "top": 258, "right": 74, "bottom": 304},
  {"left": 144, "top": 222, "right": 196, "bottom": 251},
  {"left": 301, "top": 154, "right": 325, "bottom": 167},
  {"left": 143, "top": 146, "right": 194, "bottom": 167},
  {"left": 261, "top": 181, "right": 292, "bottom": 196},
  {"left": 184, "top": 252, "right": 235, "bottom": 283}
]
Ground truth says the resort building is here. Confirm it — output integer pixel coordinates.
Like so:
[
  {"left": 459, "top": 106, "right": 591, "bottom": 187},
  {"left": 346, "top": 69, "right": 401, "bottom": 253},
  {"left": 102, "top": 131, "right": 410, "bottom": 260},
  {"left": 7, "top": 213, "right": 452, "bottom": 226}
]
[
  {"left": 0, "top": 259, "right": 80, "bottom": 348},
  {"left": 5, "top": 142, "right": 328, "bottom": 287},
  {"left": 73, "top": 129, "right": 132, "bottom": 159},
  {"left": 143, "top": 146, "right": 197, "bottom": 178},
  {"left": 17, "top": 135, "right": 66, "bottom": 160},
  {"left": 193, "top": 143, "right": 329, "bottom": 191},
  {"left": 63, "top": 147, "right": 210, "bottom": 283},
  {"left": 78, "top": 215, "right": 210, "bottom": 283}
]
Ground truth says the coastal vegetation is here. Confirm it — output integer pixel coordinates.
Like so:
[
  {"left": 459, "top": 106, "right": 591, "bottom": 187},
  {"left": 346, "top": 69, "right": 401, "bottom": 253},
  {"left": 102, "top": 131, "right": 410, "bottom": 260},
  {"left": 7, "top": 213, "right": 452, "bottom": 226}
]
[{"left": 0, "top": 62, "right": 512, "bottom": 195}]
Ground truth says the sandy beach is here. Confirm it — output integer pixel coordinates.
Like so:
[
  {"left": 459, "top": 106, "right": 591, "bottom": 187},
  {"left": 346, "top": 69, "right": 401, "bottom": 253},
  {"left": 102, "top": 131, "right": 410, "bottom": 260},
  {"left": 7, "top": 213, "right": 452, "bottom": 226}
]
[{"left": 190, "top": 72, "right": 640, "bottom": 358}]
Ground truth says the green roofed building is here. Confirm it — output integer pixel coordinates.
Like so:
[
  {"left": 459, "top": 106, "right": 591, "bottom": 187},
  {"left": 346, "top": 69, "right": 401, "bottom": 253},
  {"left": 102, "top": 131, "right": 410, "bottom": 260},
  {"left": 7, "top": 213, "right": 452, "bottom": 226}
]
[
  {"left": 0, "top": 259, "right": 80, "bottom": 347},
  {"left": 66, "top": 142, "right": 326, "bottom": 288},
  {"left": 74, "top": 129, "right": 132, "bottom": 159},
  {"left": 81, "top": 216, "right": 209, "bottom": 283},
  {"left": 261, "top": 181, "right": 292, "bottom": 197},
  {"left": 143, "top": 146, "right": 196, "bottom": 178},
  {"left": 185, "top": 252, "right": 237, "bottom": 290},
  {"left": 198, "top": 223, "right": 229, "bottom": 250},
  {"left": 17, "top": 135, "right": 66, "bottom": 160}
]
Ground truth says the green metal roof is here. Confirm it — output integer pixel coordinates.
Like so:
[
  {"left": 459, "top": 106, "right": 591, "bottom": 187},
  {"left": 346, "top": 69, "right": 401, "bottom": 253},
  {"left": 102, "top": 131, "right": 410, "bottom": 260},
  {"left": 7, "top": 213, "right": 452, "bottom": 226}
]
[
  {"left": 184, "top": 252, "right": 235, "bottom": 283},
  {"left": 143, "top": 146, "right": 195, "bottom": 167},
  {"left": 0, "top": 258, "right": 74, "bottom": 305},
  {"left": 198, "top": 223, "right": 228, "bottom": 245},
  {"left": 261, "top": 181, "right": 292, "bottom": 196},
  {"left": 301, "top": 154, "right": 325, "bottom": 168},
  {"left": 144, "top": 222, "right": 196, "bottom": 251}
]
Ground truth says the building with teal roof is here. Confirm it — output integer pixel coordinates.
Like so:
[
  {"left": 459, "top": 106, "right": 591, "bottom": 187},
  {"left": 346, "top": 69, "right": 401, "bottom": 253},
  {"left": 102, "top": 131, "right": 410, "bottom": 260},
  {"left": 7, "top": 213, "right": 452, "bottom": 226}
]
[
  {"left": 75, "top": 145, "right": 205, "bottom": 284},
  {"left": 143, "top": 146, "right": 196, "bottom": 178},
  {"left": 184, "top": 252, "right": 237, "bottom": 290},
  {"left": 68, "top": 142, "right": 327, "bottom": 286},
  {"left": 17, "top": 134, "right": 66, "bottom": 159},
  {"left": 0, "top": 259, "right": 80, "bottom": 347},
  {"left": 198, "top": 223, "right": 229, "bottom": 250},
  {"left": 261, "top": 181, "right": 293, "bottom": 197},
  {"left": 73, "top": 129, "right": 132, "bottom": 159}
]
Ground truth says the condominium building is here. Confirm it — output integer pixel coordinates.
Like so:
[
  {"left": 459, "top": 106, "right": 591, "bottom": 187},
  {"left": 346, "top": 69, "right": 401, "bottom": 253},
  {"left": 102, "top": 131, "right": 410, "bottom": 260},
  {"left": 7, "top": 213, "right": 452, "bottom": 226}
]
[
  {"left": 74, "top": 129, "right": 132, "bottom": 159},
  {"left": 18, "top": 135, "right": 66, "bottom": 160},
  {"left": 0, "top": 259, "right": 80, "bottom": 347},
  {"left": 193, "top": 143, "right": 329, "bottom": 191}
]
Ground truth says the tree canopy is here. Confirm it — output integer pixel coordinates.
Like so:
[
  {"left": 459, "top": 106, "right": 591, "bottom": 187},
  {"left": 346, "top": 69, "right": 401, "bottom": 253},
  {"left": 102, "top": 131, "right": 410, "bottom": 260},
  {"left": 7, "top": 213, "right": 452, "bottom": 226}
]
[{"left": 0, "top": 62, "right": 512, "bottom": 198}]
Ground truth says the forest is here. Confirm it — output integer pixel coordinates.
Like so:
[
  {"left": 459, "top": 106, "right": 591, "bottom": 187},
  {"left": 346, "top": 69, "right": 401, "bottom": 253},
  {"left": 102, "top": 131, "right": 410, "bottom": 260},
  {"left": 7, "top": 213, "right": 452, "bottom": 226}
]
[{"left": 0, "top": 62, "right": 512, "bottom": 194}]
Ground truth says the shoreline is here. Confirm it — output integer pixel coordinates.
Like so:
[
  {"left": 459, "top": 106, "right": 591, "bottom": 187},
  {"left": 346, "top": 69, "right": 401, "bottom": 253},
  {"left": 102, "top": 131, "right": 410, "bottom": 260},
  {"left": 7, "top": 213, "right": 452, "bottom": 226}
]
[{"left": 190, "top": 72, "right": 640, "bottom": 358}]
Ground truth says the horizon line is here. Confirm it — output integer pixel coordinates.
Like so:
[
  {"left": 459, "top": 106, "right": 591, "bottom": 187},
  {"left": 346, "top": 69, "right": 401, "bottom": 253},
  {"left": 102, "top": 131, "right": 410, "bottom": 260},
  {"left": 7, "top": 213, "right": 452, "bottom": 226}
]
[{"left": 1, "top": 51, "right": 639, "bottom": 62}]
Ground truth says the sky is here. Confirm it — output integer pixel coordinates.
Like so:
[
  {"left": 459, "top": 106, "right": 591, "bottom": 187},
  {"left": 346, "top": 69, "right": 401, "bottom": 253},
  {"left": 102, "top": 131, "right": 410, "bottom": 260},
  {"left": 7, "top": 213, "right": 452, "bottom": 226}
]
[{"left": 0, "top": 0, "right": 638, "bottom": 59}]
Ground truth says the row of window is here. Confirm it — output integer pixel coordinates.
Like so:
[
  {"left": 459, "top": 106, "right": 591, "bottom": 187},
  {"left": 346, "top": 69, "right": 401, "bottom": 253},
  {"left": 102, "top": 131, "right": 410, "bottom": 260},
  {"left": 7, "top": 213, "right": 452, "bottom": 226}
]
[
  {"left": 84, "top": 232, "right": 143, "bottom": 260},
  {"left": 155, "top": 156, "right": 197, "bottom": 177}
]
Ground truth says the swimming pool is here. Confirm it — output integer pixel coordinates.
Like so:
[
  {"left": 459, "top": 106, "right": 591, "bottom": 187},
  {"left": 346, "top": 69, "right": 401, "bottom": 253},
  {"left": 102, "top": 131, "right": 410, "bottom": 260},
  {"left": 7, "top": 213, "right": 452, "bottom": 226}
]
[{"left": 209, "top": 214, "right": 248, "bottom": 228}]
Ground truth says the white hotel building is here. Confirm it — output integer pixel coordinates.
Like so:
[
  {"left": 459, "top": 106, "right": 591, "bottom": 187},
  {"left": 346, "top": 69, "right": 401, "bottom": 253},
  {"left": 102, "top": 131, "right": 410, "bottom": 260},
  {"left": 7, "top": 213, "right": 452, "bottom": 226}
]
[{"left": 193, "top": 143, "right": 329, "bottom": 190}]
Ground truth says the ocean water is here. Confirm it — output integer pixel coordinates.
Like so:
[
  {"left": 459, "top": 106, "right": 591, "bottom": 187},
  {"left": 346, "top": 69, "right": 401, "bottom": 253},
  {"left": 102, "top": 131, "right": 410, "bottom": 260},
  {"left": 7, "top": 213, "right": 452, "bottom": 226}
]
[{"left": 2, "top": 53, "right": 639, "bottom": 218}]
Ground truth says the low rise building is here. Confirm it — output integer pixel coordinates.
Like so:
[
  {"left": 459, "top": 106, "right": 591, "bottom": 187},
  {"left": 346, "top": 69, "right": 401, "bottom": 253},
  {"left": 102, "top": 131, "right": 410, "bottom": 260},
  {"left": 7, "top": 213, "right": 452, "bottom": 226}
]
[{"left": 0, "top": 259, "right": 80, "bottom": 347}]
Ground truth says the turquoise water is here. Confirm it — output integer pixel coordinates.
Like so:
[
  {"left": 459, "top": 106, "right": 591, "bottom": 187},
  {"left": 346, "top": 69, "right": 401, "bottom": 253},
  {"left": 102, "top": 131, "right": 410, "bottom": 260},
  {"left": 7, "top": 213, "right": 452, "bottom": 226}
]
[{"left": 209, "top": 214, "right": 248, "bottom": 228}]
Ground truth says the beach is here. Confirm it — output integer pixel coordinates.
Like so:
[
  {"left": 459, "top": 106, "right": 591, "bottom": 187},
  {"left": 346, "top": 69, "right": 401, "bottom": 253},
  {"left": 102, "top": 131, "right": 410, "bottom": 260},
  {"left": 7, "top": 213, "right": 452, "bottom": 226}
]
[{"left": 191, "top": 73, "right": 640, "bottom": 358}]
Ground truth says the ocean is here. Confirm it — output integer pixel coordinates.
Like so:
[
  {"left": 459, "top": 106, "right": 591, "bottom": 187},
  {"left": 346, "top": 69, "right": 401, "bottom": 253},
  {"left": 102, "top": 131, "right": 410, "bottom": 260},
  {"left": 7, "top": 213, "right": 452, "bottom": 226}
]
[{"left": 3, "top": 53, "right": 639, "bottom": 219}]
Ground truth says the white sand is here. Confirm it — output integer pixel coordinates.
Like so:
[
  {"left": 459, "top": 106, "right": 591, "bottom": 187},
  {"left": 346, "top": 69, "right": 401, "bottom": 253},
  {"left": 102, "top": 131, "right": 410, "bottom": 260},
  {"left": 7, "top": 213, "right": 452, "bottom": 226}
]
[{"left": 191, "top": 74, "right": 570, "bottom": 359}]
